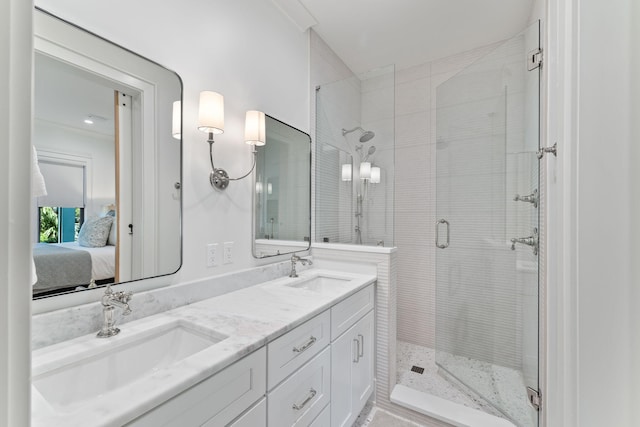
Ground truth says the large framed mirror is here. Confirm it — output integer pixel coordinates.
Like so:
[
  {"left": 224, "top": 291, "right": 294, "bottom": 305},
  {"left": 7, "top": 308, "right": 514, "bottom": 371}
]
[
  {"left": 253, "top": 116, "right": 311, "bottom": 258},
  {"left": 32, "top": 8, "right": 182, "bottom": 299}
]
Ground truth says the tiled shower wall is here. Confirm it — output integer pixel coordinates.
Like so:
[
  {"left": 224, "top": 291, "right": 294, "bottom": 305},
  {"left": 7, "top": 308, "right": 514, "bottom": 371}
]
[
  {"left": 310, "top": 30, "right": 356, "bottom": 244},
  {"left": 394, "top": 43, "right": 502, "bottom": 348},
  {"left": 314, "top": 65, "right": 395, "bottom": 247}
]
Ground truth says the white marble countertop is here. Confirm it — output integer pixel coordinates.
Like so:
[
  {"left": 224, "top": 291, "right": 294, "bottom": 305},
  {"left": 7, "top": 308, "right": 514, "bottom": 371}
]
[{"left": 31, "top": 269, "right": 376, "bottom": 427}]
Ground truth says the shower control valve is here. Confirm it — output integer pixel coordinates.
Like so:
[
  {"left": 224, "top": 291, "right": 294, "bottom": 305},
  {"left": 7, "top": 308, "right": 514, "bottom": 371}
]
[
  {"left": 513, "top": 189, "right": 538, "bottom": 208},
  {"left": 510, "top": 228, "right": 539, "bottom": 255}
]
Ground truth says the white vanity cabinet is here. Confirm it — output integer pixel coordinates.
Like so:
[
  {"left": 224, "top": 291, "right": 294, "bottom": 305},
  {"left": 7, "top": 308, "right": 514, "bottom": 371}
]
[
  {"left": 330, "top": 286, "right": 375, "bottom": 427},
  {"left": 126, "top": 283, "right": 374, "bottom": 427},
  {"left": 127, "top": 348, "right": 266, "bottom": 427},
  {"left": 265, "top": 283, "right": 374, "bottom": 427}
]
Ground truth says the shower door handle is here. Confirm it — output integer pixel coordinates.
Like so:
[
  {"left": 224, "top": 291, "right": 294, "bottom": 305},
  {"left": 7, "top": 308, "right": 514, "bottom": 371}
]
[{"left": 436, "top": 219, "right": 450, "bottom": 249}]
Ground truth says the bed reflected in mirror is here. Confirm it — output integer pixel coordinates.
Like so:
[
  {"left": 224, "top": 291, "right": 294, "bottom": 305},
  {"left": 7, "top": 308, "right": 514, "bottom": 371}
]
[{"left": 32, "top": 8, "right": 182, "bottom": 299}]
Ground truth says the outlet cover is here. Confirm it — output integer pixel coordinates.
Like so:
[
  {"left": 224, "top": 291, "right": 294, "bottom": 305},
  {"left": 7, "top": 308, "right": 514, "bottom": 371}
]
[
  {"left": 207, "top": 243, "right": 218, "bottom": 267},
  {"left": 223, "top": 242, "right": 233, "bottom": 264}
]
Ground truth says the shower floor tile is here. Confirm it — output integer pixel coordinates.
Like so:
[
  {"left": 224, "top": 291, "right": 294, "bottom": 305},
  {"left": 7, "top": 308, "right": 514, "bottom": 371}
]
[
  {"left": 396, "top": 341, "right": 500, "bottom": 415},
  {"left": 396, "top": 341, "right": 536, "bottom": 427}
]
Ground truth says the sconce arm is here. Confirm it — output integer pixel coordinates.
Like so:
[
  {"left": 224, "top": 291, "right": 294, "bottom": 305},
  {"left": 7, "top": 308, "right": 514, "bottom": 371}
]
[
  {"left": 228, "top": 148, "right": 256, "bottom": 182},
  {"left": 207, "top": 133, "right": 257, "bottom": 190}
]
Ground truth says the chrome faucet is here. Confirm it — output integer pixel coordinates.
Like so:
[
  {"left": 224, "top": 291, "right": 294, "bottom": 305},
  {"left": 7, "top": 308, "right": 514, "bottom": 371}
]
[
  {"left": 97, "top": 284, "right": 132, "bottom": 338},
  {"left": 510, "top": 228, "right": 539, "bottom": 255},
  {"left": 289, "top": 254, "right": 313, "bottom": 278}
]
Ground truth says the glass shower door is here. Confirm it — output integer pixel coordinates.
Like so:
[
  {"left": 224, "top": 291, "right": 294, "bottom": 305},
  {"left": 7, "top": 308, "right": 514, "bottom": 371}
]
[{"left": 435, "top": 22, "right": 540, "bottom": 427}]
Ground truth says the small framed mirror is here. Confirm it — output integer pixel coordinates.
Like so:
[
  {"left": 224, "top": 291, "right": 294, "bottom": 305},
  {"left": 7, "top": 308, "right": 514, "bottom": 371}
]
[{"left": 253, "top": 116, "right": 311, "bottom": 258}]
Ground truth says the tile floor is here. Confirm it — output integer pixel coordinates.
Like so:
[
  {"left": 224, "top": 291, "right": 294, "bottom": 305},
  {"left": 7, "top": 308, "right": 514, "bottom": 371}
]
[
  {"left": 354, "top": 404, "right": 425, "bottom": 427},
  {"left": 396, "top": 341, "right": 536, "bottom": 427}
]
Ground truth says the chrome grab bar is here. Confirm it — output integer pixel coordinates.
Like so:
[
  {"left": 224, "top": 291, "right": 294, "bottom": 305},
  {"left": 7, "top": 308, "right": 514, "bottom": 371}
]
[
  {"left": 292, "top": 336, "right": 317, "bottom": 353},
  {"left": 435, "top": 219, "right": 450, "bottom": 249},
  {"left": 292, "top": 388, "right": 317, "bottom": 411}
]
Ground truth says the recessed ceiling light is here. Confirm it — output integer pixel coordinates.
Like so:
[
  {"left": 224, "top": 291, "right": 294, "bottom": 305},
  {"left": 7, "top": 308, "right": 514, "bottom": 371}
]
[{"left": 84, "top": 114, "right": 108, "bottom": 125}]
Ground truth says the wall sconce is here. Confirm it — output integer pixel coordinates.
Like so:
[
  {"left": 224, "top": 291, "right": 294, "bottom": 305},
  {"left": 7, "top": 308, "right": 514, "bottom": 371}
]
[
  {"left": 341, "top": 164, "right": 352, "bottom": 181},
  {"left": 359, "top": 162, "right": 371, "bottom": 180},
  {"left": 198, "top": 91, "right": 265, "bottom": 190},
  {"left": 256, "top": 181, "right": 263, "bottom": 194},
  {"left": 370, "top": 166, "right": 381, "bottom": 184},
  {"left": 267, "top": 182, "right": 273, "bottom": 195},
  {"left": 172, "top": 100, "right": 181, "bottom": 140}
]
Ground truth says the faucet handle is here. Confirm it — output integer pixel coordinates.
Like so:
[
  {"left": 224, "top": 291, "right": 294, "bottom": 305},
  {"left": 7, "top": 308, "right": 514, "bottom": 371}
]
[{"left": 120, "top": 291, "right": 133, "bottom": 303}]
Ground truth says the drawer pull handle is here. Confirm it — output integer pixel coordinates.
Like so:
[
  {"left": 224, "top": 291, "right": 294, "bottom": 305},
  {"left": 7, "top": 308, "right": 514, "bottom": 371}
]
[
  {"left": 353, "top": 338, "right": 360, "bottom": 363},
  {"left": 292, "top": 336, "right": 317, "bottom": 353},
  {"left": 358, "top": 334, "right": 364, "bottom": 358},
  {"left": 292, "top": 388, "right": 317, "bottom": 411}
]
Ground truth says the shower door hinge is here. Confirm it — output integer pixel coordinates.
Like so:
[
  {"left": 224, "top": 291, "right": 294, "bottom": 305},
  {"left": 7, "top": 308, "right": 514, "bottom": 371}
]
[
  {"left": 527, "top": 387, "right": 542, "bottom": 411},
  {"left": 537, "top": 142, "right": 558, "bottom": 159},
  {"left": 527, "top": 48, "right": 543, "bottom": 71}
]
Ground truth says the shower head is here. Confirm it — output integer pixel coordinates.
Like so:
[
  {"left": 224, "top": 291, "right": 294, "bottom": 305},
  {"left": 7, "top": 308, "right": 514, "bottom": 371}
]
[
  {"left": 359, "top": 130, "right": 375, "bottom": 143},
  {"left": 363, "top": 145, "right": 376, "bottom": 161},
  {"left": 342, "top": 126, "right": 376, "bottom": 143}
]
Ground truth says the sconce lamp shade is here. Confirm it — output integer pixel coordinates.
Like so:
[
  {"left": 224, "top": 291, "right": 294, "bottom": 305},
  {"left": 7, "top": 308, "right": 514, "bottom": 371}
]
[
  {"left": 371, "top": 166, "right": 381, "bottom": 184},
  {"left": 245, "top": 110, "right": 266, "bottom": 146},
  {"left": 341, "top": 164, "right": 352, "bottom": 181},
  {"left": 172, "top": 101, "right": 181, "bottom": 140},
  {"left": 360, "top": 162, "right": 371, "bottom": 180},
  {"left": 198, "top": 91, "right": 224, "bottom": 134},
  {"left": 256, "top": 181, "right": 263, "bottom": 194}
]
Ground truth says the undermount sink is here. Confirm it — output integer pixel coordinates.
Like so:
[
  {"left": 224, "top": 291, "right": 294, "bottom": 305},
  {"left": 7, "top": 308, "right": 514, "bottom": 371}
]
[
  {"left": 32, "top": 320, "right": 228, "bottom": 412},
  {"left": 286, "top": 275, "right": 352, "bottom": 294}
]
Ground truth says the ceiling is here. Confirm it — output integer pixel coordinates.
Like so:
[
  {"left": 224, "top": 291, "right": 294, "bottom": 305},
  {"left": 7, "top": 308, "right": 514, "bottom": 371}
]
[
  {"left": 272, "top": 0, "right": 535, "bottom": 74},
  {"left": 34, "top": 53, "right": 116, "bottom": 137}
]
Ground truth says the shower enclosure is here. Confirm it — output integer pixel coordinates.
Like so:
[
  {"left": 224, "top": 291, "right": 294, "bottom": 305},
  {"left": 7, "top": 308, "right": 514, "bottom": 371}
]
[
  {"left": 433, "top": 22, "right": 541, "bottom": 426},
  {"left": 314, "top": 21, "right": 540, "bottom": 426},
  {"left": 315, "top": 65, "right": 395, "bottom": 247}
]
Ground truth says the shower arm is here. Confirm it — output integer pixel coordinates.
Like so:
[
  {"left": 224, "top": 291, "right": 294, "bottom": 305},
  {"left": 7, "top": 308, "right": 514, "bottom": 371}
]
[{"left": 342, "top": 126, "right": 365, "bottom": 136}]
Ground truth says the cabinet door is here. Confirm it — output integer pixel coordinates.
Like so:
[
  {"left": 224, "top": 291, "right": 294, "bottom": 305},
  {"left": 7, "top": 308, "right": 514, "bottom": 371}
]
[
  {"left": 330, "top": 326, "right": 356, "bottom": 427},
  {"left": 352, "top": 310, "right": 374, "bottom": 411},
  {"left": 330, "top": 310, "right": 374, "bottom": 427}
]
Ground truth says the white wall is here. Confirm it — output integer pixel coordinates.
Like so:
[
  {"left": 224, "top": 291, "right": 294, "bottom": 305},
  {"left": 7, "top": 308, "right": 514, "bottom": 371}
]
[
  {"left": 575, "top": 0, "right": 632, "bottom": 425},
  {"left": 34, "top": 0, "right": 310, "bottom": 285},
  {"left": 632, "top": 1, "right": 640, "bottom": 423},
  {"left": 0, "top": 0, "right": 32, "bottom": 424},
  {"left": 547, "top": 0, "right": 638, "bottom": 425}
]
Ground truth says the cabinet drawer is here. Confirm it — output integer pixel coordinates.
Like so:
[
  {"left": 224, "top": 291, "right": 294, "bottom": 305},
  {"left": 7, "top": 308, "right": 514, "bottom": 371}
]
[
  {"left": 128, "top": 348, "right": 266, "bottom": 427},
  {"left": 331, "top": 284, "right": 374, "bottom": 339},
  {"left": 309, "top": 403, "right": 330, "bottom": 427},
  {"left": 228, "top": 398, "right": 266, "bottom": 427},
  {"left": 267, "top": 346, "right": 331, "bottom": 427},
  {"left": 267, "top": 310, "right": 330, "bottom": 390}
]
